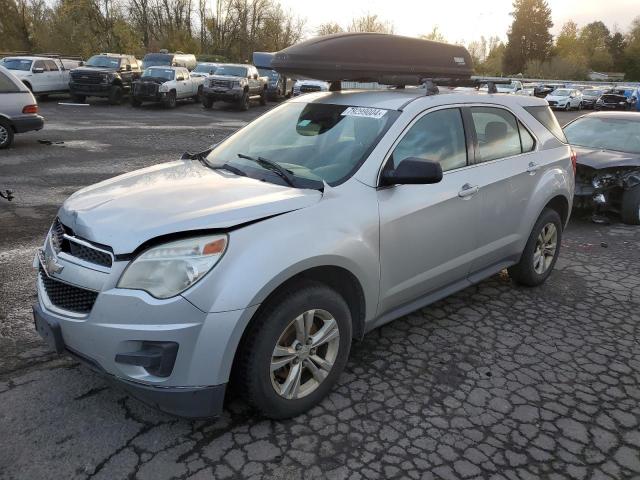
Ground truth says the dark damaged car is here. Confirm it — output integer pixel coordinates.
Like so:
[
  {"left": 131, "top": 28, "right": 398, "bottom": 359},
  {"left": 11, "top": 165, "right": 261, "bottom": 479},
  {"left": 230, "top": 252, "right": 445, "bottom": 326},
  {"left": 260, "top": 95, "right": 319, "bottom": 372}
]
[{"left": 564, "top": 112, "right": 640, "bottom": 224}]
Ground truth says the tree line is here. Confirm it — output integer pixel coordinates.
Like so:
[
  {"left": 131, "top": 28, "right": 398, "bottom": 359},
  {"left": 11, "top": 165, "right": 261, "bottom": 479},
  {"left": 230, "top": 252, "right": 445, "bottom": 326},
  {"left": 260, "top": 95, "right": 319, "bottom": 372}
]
[{"left": 1, "top": 0, "right": 640, "bottom": 80}]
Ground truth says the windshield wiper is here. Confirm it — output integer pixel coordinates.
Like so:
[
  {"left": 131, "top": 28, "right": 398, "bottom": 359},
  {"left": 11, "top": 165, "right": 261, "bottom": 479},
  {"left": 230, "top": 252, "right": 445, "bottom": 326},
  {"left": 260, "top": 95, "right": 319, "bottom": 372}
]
[
  {"left": 237, "top": 153, "right": 297, "bottom": 187},
  {"left": 182, "top": 149, "right": 247, "bottom": 177}
]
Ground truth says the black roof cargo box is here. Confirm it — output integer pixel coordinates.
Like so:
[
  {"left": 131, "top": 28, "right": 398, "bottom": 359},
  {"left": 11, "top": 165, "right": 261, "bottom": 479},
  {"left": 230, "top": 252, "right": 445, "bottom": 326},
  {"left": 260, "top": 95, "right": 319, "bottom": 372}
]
[
  {"left": 252, "top": 52, "right": 274, "bottom": 69},
  {"left": 272, "top": 33, "right": 474, "bottom": 86}
]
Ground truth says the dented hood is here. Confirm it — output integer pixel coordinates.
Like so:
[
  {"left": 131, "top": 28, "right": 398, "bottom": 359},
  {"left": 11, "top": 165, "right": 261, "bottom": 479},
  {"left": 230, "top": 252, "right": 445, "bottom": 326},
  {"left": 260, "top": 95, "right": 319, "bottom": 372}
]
[
  {"left": 58, "top": 160, "right": 322, "bottom": 254},
  {"left": 574, "top": 147, "right": 640, "bottom": 170}
]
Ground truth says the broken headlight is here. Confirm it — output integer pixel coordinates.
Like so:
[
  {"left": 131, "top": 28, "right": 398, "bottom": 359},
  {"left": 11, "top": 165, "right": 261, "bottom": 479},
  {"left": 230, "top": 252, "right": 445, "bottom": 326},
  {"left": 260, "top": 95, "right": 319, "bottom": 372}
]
[{"left": 592, "top": 174, "right": 616, "bottom": 189}]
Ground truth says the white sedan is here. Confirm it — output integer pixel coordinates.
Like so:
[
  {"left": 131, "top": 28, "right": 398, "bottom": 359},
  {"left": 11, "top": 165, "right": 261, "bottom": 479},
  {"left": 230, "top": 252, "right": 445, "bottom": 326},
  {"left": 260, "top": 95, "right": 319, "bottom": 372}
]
[{"left": 545, "top": 88, "right": 583, "bottom": 110}]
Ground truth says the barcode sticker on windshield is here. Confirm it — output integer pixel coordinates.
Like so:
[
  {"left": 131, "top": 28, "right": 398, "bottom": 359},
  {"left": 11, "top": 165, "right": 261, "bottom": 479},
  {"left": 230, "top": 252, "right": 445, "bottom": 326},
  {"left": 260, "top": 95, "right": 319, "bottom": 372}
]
[{"left": 341, "top": 107, "right": 387, "bottom": 119}]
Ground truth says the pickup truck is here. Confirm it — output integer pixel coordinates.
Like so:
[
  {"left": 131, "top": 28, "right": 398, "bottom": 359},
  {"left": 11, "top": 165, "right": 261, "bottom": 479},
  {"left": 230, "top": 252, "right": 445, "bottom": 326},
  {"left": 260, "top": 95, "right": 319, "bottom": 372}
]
[
  {"left": 201, "top": 63, "right": 267, "bottom": 110},
  {"left": 69, "top": 53, "right": 141, "bottom": 105},
  {"left": 1, "top": 56, "right": 81, "bottom": 98},
  {"left": 131, "top": 66, "right": 204, "bottom": 108}
]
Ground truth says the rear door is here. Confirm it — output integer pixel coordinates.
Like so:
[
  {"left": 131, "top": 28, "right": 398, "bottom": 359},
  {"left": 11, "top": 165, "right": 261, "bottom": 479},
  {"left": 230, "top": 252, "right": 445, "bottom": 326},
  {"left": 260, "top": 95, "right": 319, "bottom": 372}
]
[
  {"left": 465, "top": 105, "right": 541, "bottom": 276},
  {"left": 377, "top": 107, "right": 482, "bottom": 314}
]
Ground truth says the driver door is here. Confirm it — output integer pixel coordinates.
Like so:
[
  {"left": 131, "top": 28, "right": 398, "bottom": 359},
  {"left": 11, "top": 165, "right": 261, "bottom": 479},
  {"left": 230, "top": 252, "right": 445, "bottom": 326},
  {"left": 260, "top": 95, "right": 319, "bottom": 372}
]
[{"left": 377, "top": 107, "right": 482, "bottom": 315}]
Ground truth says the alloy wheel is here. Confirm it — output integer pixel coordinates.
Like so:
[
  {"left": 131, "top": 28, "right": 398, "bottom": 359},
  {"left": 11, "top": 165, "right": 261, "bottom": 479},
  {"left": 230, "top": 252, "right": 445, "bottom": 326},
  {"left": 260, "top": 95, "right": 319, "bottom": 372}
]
[
  {"left": 533, "top": 223, "right": 558, "bottom": 274},
  {"left": 0, "top": 125, "right": 8, "bottom": 146},
  {"left": 270, "top": 309, "right": 340, "bottom": 400}
]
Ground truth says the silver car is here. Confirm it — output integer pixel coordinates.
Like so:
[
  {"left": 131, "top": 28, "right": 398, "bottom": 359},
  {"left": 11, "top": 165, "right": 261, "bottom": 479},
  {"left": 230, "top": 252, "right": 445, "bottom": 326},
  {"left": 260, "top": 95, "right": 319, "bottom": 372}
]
[
  {"left": 0, "top": 65, "right": 44, "bottom": 149},
  {"left": 33, "top": 89, "right": 574, "bottom": 418}
]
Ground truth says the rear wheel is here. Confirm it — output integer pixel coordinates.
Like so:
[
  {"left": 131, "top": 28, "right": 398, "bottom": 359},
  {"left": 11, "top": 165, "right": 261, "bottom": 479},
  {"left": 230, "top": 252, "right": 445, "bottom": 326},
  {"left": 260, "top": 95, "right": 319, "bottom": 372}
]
[
  {"left": 508, "top": 208, "right": 563, "bottom": 287},
  {"left": 235, "top": 281, "right": 352, "bottom": 419},
  {"left": 0, "top": 119, "right": 14, "bottom": 149},
  {"left": 621, "top": 186, "right": 640, "bottom": 225},
  {"left": 108, "top": 86, "right": 123, "bottom": 105}
]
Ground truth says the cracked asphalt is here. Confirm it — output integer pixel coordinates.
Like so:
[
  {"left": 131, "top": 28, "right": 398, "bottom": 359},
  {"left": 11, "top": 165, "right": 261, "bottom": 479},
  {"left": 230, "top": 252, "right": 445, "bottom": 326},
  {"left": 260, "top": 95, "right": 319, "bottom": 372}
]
[{"left": 2, "top": 101, "right": 639, "bottom": 480}]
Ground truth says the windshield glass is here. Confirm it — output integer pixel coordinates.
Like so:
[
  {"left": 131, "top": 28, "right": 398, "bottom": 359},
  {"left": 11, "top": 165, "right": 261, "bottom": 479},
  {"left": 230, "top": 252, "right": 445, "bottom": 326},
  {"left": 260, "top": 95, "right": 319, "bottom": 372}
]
[
  {"left": 215, "top": 65, "right": 247, "bottom": 77},
  {"left": 551, "top": 89, "right": 572, "bottom": 96},
  {"left": 142, "top": 55, "right": 172, "bottom": 69},
  {"left": 3, "top": 58, "right": 32, "bottom": 71},
  {"left": 86, "top": 55, "right": 121, "bottom": 68},
  {"left": 142, "top": 68, "right": 174, "bottom": 80},
  {"left": 258, "top": 68, "right": 278, "bottom": 79},
  {"left": 205, "top": 102, "right": 398, "bottom": 186},
  {"left": 564, "top": 117, "right": 640, "bottom": 154},
  {"left": 584, "top": 89, "right": 605, "bottom": 96},
  {"left": 193, "top": 64, "right": 217, "bottom": 73}
]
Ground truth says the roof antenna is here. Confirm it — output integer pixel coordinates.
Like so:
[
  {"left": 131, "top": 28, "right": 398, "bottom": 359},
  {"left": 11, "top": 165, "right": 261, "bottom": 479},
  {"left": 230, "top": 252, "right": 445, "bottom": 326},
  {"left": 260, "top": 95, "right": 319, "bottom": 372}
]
[
  {"left": 422, "top": 79, "right": 439, "bottom": 96},
  {"left": 329, "top": 81, "right": 341, "bottom": 92}
]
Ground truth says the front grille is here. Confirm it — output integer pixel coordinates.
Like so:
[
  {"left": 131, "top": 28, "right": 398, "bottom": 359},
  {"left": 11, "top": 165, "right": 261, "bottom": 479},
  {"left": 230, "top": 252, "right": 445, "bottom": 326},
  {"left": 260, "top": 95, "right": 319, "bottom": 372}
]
[
  {"left": 50, "top": 218, "right": 113, "bottom": 268},
  {"left": 300, "top": 85, "right": 322, "bottom": 93},
  {"left": 210, "top": 79, "right": 231, "bottom": 88},
  {"left": 70, "top": 71, "right": 104, "bottom": 85},
  {"left": 39, "top": 267, "right": 98, "bottom": 314},
  {"left": 547, "top": 100, "right": 557, "bottom": 106},
  {"left": 134, "top": 82, "right": 159, "bottom": 96}
]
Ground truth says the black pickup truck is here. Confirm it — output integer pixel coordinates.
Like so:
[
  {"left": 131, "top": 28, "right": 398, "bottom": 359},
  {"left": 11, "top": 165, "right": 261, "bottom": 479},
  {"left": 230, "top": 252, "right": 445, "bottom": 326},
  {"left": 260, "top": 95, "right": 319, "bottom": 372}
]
[{"left": 69, "top": 53, "right": 141, "bottom": 104}]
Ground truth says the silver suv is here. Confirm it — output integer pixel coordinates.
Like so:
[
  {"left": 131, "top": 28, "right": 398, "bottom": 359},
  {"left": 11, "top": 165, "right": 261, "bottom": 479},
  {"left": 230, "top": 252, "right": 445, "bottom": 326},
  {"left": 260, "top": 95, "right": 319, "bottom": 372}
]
[{"left": 33, "top": 89, "right": 574, "bottom": 418}]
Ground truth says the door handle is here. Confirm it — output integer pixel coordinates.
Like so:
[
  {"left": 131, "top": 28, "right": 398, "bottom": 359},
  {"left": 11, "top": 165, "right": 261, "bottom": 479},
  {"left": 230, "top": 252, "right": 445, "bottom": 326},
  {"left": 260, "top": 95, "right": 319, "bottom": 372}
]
[
  {"left": 458, "top": 184, "right": 479, "bottom": 198},
  {"left": 527, "top": 162, "right": 541, "bottom": 174}
]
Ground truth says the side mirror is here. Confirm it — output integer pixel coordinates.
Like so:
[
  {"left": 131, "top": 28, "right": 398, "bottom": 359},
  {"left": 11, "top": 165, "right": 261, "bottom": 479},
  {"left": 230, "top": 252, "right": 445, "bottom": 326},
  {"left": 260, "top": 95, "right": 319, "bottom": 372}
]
[
  {"left": 380, "top": 158, "right": 443, "bottom": 186},
  {"left": 126, "top": 64, "right": 132, "bottom": 71},
  {"left": 33, "top": 68, "right": 44, "bottom": 74}
]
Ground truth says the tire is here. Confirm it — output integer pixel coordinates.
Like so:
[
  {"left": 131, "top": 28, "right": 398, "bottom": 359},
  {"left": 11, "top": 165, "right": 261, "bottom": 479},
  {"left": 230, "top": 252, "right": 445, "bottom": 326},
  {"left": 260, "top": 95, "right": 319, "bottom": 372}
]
[
  {"left": 508, "top": 208, "right": 563, "bottom": 287},
  {"left": 164, "top": 91, "right": 177, "bottom": 109},
  {"left": 108, "top": 86, "right": 123, "bottom": 105},
  {"left": 194, "top": 86, "right": 203, "bottom": 103},
  {"left": 235, "top": 281, "right": 352, "bottom": 419},
  {"left": 621, "top": 186, "right": 640, "bottom": 225},
  {"left": 202, "top": 95, "right": 214, "bottom": 109},
  {"left": 259, "top": 88, "right": 267, "bottom": 106},
  {"left": 130, "top": 98, "right": 142, "bottom": 108},
  {"left": 0, "top": 119, "right": 14, "bottom": 149},
  {"left": 239, "top": 91, "right": 250, "bottom": 111},
  {"left": 578, "top": 102, "right": 583, "bottom": 111},
  {"left": 564, "top": 103, "right": 571, "bottom": 111},
  {"left": 72, "top": 94, "right": 86, "bottom": 103}
]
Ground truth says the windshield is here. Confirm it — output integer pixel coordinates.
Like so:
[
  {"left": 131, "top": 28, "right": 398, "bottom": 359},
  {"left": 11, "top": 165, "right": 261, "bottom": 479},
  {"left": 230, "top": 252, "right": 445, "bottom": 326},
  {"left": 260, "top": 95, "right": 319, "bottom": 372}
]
[
  {"left": 193, "top": 64, "right": 217, "bottom": 73},
  {"left": 205, "top": 102, "right": 398, "bottom": 186},
  {"left": 258, "top": 68, "right": 278, "bottom": 79},
  {"left": 584, "top": 89, "right": 605, "bottom": 96},
  {"left": 142, "top": 68, "right": 174, "bottom": 80},
  {"left": 142, "top": 55, "right": 172, "bottom": 69},
  {"left": 215, "top": 65, "right": 247, "bottom": 77},
  {"left": 551, "top": 89, "right": 572, "bottom": 96},
  {"left": 86, "top": 55, "right": 121, "bottom": 68},
  {"left": 3, "top": 58, "right": 32, "bottom": 71},
  {"left": 564, "top": 117, "right": 640, "bottom": 154}
]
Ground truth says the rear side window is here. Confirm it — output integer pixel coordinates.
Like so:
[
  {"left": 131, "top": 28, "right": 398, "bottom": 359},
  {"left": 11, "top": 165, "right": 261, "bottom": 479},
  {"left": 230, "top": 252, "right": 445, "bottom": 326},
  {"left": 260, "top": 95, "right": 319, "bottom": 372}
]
[
  {"left": 524, "top": 106, "right": 567, "bottom": 143},
  {"left": 519, "top": 122, "right": 535, "bottom": 152},
  {"left": 470, "top": 107, "right": 521, "bottom": 162},
  {"left": 0, "top": 70, "right": 20, "bottom": 92}
]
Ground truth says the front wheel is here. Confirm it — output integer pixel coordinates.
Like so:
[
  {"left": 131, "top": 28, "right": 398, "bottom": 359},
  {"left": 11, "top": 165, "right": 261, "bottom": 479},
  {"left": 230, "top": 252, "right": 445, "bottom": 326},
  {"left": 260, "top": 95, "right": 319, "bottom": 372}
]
[
  {"left": 130, "top": 97, "right": 142, "bottom": 108},
  {"left": 193, "top": 86, "right": 203, "bottom": 103},
  {"left": 508, "top": 208, "right": 563, "bottom": 287},
  {"left": 259, "top": 89, "right": 267, "bottom": 106},
  {"left": 235, "top": 281, "right": 352, "bottom": 419},
  {"left": 71, "top": 94, "right": 86, "bottom": 103},
  {"left": 202, "top": 95, "right": 214, "bottom": 109},
  {"left": 564, "top": 103, "right": 571, "bottom": 111},
  {"left": 621, "top": 186, "right": 640, "bottom": 225},
  {"left": 238, "top": 91, "right": 250, "bottom": 111},
  {"left": 108, "top": 86, "right": 123, "bottom": 105},
  {"left": 164, "top": 91, "right": 177, "bottom": 109}
]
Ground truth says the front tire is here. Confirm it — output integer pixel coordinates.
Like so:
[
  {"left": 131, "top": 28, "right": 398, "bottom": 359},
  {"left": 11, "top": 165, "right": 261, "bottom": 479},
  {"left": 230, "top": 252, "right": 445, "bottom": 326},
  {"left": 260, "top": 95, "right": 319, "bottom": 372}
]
[
  {"left": 164, "top": 91, "right": 177, "bottom": 109},
  {"left": 71, "top": 94, "right": 86, "bottom": 103},
  {"left": 235, "top": 281, "right": 352, "bottom": 419},
  {"left": 508, "top": 208, "right": 563, "bottom": 287},
  {"left": 621, "top": 186, "right": 640, "bottom": 225},
  {"left": 239, "top": 91, "right": 250, "bottom": 111},
  {"left": 259, "top": 88, "right": 267, "bottom": 106},
  {"left": 564, "top": 103, "right": 571, "bottom": 111},
  {"left": 0, "top": 119, "right": 14, "bottom": 149},
  {"left": 202, "top": 95, "right": 214, "bottom": 109},
  {"left": 108, "top": 86, "right": 123, "bottom": 105}
]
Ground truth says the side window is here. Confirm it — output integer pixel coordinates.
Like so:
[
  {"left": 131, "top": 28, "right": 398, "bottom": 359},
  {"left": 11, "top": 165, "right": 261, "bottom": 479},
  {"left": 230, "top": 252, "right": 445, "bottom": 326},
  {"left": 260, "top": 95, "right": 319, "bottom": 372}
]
[
  {"left": 44, "top": 60, "right": 59, "bottom": 71},
  {"left": 519, "top": 122, "right": 535, "bottom": 152},
  {"left": 33, "top": 60, "right": 45, "bottom": 71},
  {"left": 0, "top": 71, "right": 20, "bottom": 92},
  {"left": 391, "top": 108, "right": 467, "bottom": 173},
  {"left": 470, "top": 107, "right": 522, "bottom": 162}
]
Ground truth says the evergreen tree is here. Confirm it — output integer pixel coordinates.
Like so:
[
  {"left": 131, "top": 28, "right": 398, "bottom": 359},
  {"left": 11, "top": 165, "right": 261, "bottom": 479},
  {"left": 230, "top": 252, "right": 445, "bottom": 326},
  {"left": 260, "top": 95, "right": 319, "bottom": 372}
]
[{"left": 503, "top": 0, "right": 553, "bottom": 74}]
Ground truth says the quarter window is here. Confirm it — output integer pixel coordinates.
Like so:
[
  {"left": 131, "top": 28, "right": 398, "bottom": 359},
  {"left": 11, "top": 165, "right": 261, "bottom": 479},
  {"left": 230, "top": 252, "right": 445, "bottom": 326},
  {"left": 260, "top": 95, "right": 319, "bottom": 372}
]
[
  {"left": 470, "top": 107, "right": 522, "bottom": 162},
  {"left": 391, "top": 108, "right": 467, "bottom": 172},
  {"left": 519, "top": 122, "right": 535, "bottom": 152}
]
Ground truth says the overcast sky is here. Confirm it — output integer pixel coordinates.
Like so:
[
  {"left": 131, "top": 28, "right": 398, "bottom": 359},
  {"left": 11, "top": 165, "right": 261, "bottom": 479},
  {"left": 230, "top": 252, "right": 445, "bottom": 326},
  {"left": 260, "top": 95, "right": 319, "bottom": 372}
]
[{"left": 278, "top": 0, "right": 639, "bottom": 43}]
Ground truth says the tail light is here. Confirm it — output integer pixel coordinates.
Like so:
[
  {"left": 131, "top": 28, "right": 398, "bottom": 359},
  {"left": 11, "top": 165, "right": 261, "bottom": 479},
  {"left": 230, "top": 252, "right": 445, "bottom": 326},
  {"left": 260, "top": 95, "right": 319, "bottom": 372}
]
[
  {"left": 22, "top": 104, "right": 38, "bottom": 114},
  {"left": 570, "top": 149, "right": 577, "bottom": 175}
]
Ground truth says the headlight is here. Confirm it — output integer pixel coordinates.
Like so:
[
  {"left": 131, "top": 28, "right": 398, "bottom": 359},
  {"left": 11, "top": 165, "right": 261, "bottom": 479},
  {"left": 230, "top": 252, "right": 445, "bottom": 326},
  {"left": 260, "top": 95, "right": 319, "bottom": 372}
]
[
  {"left": 592, "top": 177, "right": 603, "bottom": 188},
  {"left": 159, "top": 83, "right": 169, "bottom": 93},
  {"left": 118, "top": 234, "right": 227, "bottom": 299}
]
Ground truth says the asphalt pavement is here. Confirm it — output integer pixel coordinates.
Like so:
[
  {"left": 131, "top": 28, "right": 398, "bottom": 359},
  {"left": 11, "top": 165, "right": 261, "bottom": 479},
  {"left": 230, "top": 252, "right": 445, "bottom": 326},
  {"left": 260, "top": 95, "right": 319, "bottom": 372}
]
[{"left": 1, "top": 100, "right": 638, "bottom": 480}]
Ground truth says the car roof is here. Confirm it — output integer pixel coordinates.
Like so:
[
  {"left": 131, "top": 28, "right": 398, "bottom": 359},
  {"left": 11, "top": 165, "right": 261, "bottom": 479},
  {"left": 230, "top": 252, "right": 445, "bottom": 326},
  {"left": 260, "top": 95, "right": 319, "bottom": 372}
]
[
  {"left": 578, "top": 111, "right": 640, "bottom": 121},
  {"left": 289, "top": 88, "right": 549, "bottom": 111},
  {"left": 0, "top": 65, "right": 29, "bottom": 91},
  {"left": 218, "top": 63, "right": 250, "bottom": 68},
  {"left": 147, "top": 65, "right": 182, "bottom": 70},
  {"left": 2, "top": 56, "right": 57, "bottom": 61}
]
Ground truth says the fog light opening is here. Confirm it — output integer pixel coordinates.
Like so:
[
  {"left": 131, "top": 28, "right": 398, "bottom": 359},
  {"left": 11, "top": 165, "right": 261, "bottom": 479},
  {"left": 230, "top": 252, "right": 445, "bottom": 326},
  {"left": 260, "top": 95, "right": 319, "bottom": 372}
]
[{"left": 115, "top": 341, "right": 178, "bottom": 378}]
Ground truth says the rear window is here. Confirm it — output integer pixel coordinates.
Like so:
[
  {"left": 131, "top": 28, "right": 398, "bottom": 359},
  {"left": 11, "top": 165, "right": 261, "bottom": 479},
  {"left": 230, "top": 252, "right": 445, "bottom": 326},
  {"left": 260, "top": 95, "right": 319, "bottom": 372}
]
[
  {"left": 0, "top": 70, "right": 21, "bottom": 92},
  {"left": 524, "top": 106, "right": 567, "bottom": 143}
]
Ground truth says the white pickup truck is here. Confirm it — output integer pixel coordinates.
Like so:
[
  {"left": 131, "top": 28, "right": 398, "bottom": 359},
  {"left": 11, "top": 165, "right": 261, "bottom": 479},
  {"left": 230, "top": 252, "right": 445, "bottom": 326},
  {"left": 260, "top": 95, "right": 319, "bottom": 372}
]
[
  {"left": 131, "top": 66, "right": 205, "bottom": 108},
  {"left": 1, "top": 56, "right": 81, "bottom": 97}
]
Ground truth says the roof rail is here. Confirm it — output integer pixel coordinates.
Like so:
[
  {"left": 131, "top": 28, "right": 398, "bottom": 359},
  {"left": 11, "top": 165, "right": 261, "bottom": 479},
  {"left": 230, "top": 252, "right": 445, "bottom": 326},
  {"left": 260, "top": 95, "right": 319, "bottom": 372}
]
[
  {"left": 0, "top": 51, "right": 83, "bottom": 61},
  {"left": 420, "top": 77, "right": 513, "bottom": 95}
]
